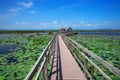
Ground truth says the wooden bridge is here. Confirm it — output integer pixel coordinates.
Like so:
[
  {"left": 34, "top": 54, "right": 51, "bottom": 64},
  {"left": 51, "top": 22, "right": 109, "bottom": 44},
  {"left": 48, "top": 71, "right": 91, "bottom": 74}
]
[{"left": 24, "top": 34, "right": 120, "bottom": 80}]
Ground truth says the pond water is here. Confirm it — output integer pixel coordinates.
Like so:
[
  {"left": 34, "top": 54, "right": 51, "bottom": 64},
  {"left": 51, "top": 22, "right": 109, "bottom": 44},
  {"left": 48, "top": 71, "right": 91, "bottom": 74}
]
[{"left": 0, "top": 44, "right": 18, "bottom": 54}]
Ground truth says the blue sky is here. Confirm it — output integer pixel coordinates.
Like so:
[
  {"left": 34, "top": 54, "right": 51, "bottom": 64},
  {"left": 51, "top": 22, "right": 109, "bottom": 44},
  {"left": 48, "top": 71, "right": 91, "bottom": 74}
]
[{"left": 0, "top": 0, "right": 120, "bottom": 30}]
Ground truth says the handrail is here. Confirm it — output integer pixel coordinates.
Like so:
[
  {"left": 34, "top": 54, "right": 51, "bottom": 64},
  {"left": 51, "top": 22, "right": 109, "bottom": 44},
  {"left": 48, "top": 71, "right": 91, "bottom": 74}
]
[
  {"left": 24, "top": 34, "right": 56, "bottom": 80},
  {"left": 61, "top": 34, "right": 120, "bottom": 80}
]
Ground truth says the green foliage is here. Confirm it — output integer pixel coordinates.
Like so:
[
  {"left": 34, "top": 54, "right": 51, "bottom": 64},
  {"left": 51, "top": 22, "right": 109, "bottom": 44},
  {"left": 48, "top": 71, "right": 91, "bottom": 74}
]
[
  {"left": 0, "top": 34, "right": 53, "bottom": 80},
  {"left": 69, "top": 35, "right": 120, "bottom": 79}
]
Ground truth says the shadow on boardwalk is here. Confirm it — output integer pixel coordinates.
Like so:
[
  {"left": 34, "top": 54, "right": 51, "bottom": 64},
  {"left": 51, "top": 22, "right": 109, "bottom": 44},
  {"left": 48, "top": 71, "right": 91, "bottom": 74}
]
[{"left": 48, "top": 36, "right": 63, "bottom": 80}]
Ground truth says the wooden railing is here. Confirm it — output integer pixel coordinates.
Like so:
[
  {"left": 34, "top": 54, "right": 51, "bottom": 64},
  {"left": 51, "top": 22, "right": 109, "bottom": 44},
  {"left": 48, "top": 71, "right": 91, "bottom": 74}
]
[
  {"left": 24, "top": 34, "right": 57, "bottom": 80},
  {"left": 61, "top": 34, "right": 120, "bottom": 80}
]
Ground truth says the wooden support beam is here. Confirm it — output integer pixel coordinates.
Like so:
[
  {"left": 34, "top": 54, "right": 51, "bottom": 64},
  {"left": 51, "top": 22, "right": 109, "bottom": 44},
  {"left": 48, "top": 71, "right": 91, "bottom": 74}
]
[
  {"left": 90, "top": 65, "right": 94, "bottom": 79},
  {"left": 84, "top": 52, "right": 88, "bottom": 78}
]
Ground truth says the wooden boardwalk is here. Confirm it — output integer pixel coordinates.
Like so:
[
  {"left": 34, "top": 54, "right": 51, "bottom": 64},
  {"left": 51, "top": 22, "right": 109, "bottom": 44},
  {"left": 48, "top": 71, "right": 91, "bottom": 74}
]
[
  {"left": 25, "top": 34, "right": 120, "bottom": 80},
  {"left": 49, "top": 35, "right": 86, "bottom": 80}
]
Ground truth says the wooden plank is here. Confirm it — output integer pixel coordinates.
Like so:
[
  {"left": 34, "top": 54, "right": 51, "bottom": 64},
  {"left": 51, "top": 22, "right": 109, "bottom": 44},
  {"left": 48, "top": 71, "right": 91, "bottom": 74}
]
[
  {"left": 59, "top": 35, "right": 86, "bottom": 80},
  {"left": 49, "top": 35, "right": 86, "bottom": 80},
  {"left": 49, "top": 36, "right": 61, "bottom": 80}
]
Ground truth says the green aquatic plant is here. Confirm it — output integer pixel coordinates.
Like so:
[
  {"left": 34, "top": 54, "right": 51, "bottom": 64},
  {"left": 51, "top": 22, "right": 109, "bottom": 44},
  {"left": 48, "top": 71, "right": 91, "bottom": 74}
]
[
  {"left": 0, "top": 34, "right": 53, "bottom": 80},
  {"left": 69, "top": 34, "right": 120, "bottom": 79}
]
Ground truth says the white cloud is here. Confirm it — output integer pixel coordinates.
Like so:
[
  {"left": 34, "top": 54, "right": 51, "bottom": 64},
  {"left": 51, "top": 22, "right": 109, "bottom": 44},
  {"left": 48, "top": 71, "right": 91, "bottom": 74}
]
[
  {"left": 38, "top": 21, "right": 110, "bottom": 29},
  {"left": 18, "top": 2, "right": 33, "bottom": 8},
  {"left": 1, "top": 20, "right": 118, "bottom": 30},
  {"left": 72, "top": 22, "right": 99, "bottom": 27},
  {"left": 39, "top": 21, "right": 68, "bottom": 29},
  {"left": 22, "top": 21, "right": 29, "bottom": 24},
  {"left": 9, "top": 8, "right": 21, "bottom": 12},
  {"left": 39, "top": 22, "right": 49, "bottom": 26},
  {"left": 15, "top": 21, "right": 29, "bottom": 25},
  {"left": 72, "top": 24, "right": 77, "bottom": 27},
  {"left": 0, "top": 13, "right": 17, "bottom": 19},
  {"left": 84, "top": 23, "right": 96, "bottom": 27},
  {"left": 38, "top": 20, "right": 112, "bottom": 29},
  {"left": 29, "top": 10, "right": 35, "bottom": 13},
  {"left": 39, "top": 21, "right": 59, "bottom": 26},
  {"left": 52, "top": 20, "right": 58, "bottom": 24},
  {"left": 80, "top": 21, "right": 85, "bottom": 23}
]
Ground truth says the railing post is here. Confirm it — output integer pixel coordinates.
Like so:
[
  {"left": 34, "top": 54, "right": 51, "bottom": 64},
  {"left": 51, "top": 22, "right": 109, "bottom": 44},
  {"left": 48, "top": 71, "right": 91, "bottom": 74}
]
[
  {"left": 84, "top": 52, "right": 88, "bottom": 79},
  {"left": 65, "top": 37, "right": 69, "bottom": 46},
  {"left": 42, "top": 61, "right": 48, "bottom": 80},
  {"left": 42, "top": 66, "right": 45, "bottom": 80},
  {"left": 49, "top": 48, "right": 52, "bottom": 65},
  {"left": 74, "top": 48, "right": 78, "bottom": 56},
  {"left": 48, "top": 44, "right": 52, "bottom": 66},
  {"left": 90, "top": 65, "right": 94, "bottom": 79}
]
